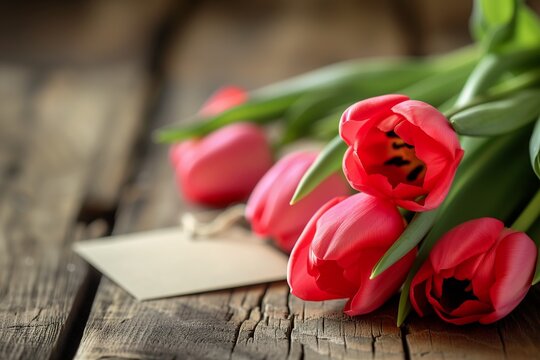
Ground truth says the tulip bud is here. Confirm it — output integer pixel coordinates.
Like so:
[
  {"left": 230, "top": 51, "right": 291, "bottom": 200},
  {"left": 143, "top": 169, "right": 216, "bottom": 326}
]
[
  {"left": 340, "top": 94, "right": 464, "bottom": 211},
  {"left": 410, "top": 218, "right": 537, "bottom": 325},
  {"left": 170, "top": 122, "right": 272, "bottom": 207},
  {"left": 288, "top": 193, "right": 416, "bottom": 316},
  {"left": 246, "top": 151, "right": 350, "bottom": 253}
]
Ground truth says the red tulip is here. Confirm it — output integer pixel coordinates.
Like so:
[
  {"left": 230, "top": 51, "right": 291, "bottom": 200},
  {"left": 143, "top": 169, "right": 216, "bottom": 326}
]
[
  {"left": 287, "top": 193, "right": 416, "bottom": 315},
  {"left": 246, "top": 151, "right": 350, "bottom": 253},
  {"left": 340, "top": 94, "right": 464, "bottom": 211},
  {"left": 170, "top": 122, "right": 272, "bottom": 207},
  {"left": 410, "top": 218, "right": 537, "bottom": 325}
]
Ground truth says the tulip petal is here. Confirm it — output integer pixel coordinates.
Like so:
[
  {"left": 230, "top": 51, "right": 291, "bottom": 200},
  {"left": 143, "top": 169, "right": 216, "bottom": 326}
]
[
  {"left": 342, "top": 148, "right": 394, "bottom": 199},
  {"left": 339, "top": 94, "right": 409, "bottom": 145},
  {"left": 409, "top": 269, "right": 431, "bottom": 317},
  {"left": 288, "top": 197, "right": 345, "bottom": 301},
  {"left": 392, "top": 100, "right": 461, "bottom": 156},
  {"left": 345, "top": 247, "right": 416, "bottom": 316},
  {"left": 450, "top": 300, "right": 492, "bottom": 318},
  {"left": 429, "top": 218, "right": 503, "bottom": 271},
  {"left": 488, "top": 231, "right": 536, "bottom": 319},
  {"left": 310, "top": 193, "right": 405, "bottom": 260},
  {"left": 468, "top": 250, "right": 496, "bottom": 303}
]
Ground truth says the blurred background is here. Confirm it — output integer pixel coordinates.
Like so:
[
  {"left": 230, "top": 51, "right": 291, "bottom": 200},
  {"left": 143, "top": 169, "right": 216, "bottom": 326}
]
[{"left": 0, "top": 0, "right": 476, "bottom": 217}]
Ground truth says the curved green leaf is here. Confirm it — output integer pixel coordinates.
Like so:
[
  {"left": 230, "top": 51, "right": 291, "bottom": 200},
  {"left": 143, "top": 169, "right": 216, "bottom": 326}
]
[
  {"left": 371, "top": 210, "right": 438, "bottom": 279},
  {"left": 451, "top": 89, "right": 540, "bottom": 136},
  {"left": 281, "top": 92, "right": 353, "bottom": 145},
  {"left": 290, "top": 135, "right": 347, "bottom": 205}
]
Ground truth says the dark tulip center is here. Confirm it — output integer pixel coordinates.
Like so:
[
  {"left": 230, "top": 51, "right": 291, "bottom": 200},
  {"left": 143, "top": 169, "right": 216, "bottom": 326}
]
[
  {"left": 440, "top": 277, "right": 478, "bottom": 312},
  {"left": 359, "top": 124, "right": 428, "bottom": 189},
  {"left": 383, "top": 130, "right": 426, "bottom": 186}
]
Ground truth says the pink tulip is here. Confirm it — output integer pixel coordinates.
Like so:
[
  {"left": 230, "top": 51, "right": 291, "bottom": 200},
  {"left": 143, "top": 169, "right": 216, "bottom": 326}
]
[
  {"left": 170, "top": 123, "right": 273, "bottom": 207},
  {"left": 410, "top": 218, "right": 537, "bottom": 325},
  {"left": 288, "top": 193, "right": 416, "bottom": 315},
  {"left": 246, "top": 151, "right": 350, "bottom": 253},
  {"left": 340, "top": 94, "right": 464, "bottom": 211}
]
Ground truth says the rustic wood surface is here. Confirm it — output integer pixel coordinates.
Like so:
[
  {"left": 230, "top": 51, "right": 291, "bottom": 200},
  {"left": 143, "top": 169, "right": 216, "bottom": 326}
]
[{"left": 0, "top": 0, "right": 538, "bottom": 359}]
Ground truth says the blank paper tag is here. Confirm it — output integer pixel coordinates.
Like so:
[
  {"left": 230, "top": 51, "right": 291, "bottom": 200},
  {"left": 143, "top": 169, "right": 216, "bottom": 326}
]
[{"left": 73, "top": 227, "right": 288, "bottom": 300}]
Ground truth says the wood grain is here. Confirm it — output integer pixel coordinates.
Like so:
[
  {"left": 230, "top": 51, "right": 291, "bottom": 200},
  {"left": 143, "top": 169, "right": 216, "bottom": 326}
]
[{"left": 0, "top": 63, "right": 155, "bottom": 359}]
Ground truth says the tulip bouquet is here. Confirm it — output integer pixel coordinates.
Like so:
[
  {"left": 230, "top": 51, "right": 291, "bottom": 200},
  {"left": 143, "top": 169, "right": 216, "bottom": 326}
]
[{"left": 158, "top": 0, "right": 540, "bottom": 327}]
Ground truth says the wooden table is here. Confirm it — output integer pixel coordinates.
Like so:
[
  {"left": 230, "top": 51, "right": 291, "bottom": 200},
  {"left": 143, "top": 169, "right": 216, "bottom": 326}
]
[{"left": 0, "top": 1, "right": 538, "bottom": 359}]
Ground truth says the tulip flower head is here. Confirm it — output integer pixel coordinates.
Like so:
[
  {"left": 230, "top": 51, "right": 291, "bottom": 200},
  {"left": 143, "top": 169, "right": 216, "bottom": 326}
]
[
  {"left": 288, "top": 193, "right": 416, "bottom": 316},
  {"left": 410, "top": 218, "right": 537, "bottom": 325},
  {"left": 246, "top": 151, "right": 350, "bottom": 253},
  {"left": 340, "top": 94, "right": 464, "bottom": 211},
  {"left": 170, "top": 86, "right": 273, "bottom": 207}
]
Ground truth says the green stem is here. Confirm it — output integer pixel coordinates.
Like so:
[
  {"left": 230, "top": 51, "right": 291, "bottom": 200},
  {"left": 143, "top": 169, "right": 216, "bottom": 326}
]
[
  {"left": 488, "top": 68, "right": 540, "bottom": 97},
  {"left": 456, "top": 54, "right": 501, "bottom": 107},
  {"left": 512, "top": 188, "right": 540, "bottom": 232},
  {"left": 442, "top": 67, "right": 540, "bottom": 119},
  {"left": 455, "top": 47, "right": 540, "bottom": 108}
]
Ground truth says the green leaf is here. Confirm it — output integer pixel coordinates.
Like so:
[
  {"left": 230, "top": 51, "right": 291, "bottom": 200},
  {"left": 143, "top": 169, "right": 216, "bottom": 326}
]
[
  {"left": 512, "top": 189, "right": 540, "bottom": 232},
  {"left": 450, "top": 89, "right": 540, "bottom": 136},
  {"left": 310, "top": 109, "right": 344, "bottom": 141},
  {"left": 281, "top": 92, "right": 353, "bottom": 145},
  {"left": 397, "top": 128, "right": 539, "bottom": 326},
  {"left": 399, "top": 57, "right": 477, "bottom": 106},
  {"left": 530, "top": 117, "right": 540, "bottom": 179},
  {"left": 290, "top": 135, "right": 347, "bottom": 204},
  {"left": 454, "top": 47, "right": 540, "bottom": 107},
  {"left": 371, "top": 210, "right": 438, "bottom": 279},
  {"left": 153, "top": 96, "right": 295, "bottom": 143},
  {"left": 154, "top": 47, "right": 479, "bottom": 143}
]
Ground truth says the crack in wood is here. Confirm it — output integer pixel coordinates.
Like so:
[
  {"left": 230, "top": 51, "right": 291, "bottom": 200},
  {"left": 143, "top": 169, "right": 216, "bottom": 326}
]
[{"left": 401, "top": 324, "right": 411, "bottom": 360}]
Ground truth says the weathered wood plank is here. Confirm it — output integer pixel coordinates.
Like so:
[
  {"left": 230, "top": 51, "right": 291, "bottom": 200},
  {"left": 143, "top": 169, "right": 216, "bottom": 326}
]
[
  {"left": 0, "top": 66, "right": 34, "bottom": 193},
  {"left": 81, "top": 65, "right": 150, "bottom": 212},
  {"left": 0, "top": 69, "right": 112, "bottom": 359},
  {"left": 405, "top": 315, "right": 505, "bottom": 360},
  {"left": 77, "top": 1, "right": 412, "bottom": 359},
  {"left": 0, "top": 62, "right": 156, "bottom": 358}
]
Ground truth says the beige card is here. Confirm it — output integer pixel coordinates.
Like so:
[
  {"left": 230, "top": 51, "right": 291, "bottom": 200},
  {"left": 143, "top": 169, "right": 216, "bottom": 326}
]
[{"left": 73, "top": 227, "right": 288, "bottom": 300}]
